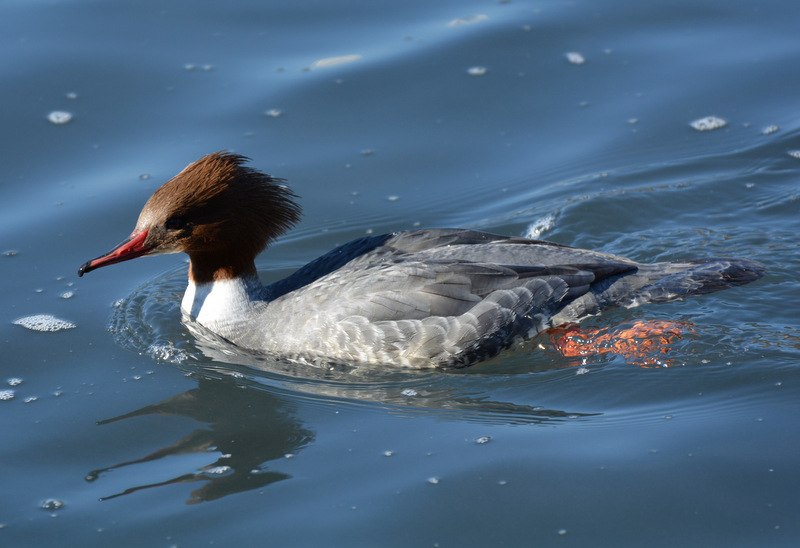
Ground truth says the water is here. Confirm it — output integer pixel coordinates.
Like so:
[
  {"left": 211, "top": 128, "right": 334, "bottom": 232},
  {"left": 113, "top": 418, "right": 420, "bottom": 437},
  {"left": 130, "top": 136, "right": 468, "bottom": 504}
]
[{"left": 2, "top": 0, "right": 800, "bottom": 546}]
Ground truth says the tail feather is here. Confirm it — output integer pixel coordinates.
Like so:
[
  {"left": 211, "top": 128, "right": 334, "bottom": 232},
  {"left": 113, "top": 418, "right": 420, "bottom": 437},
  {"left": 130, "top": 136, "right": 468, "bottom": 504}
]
[
  {"left": 628, "top": 257, "right": 764, "bottom": 305},
  {"left": 551, "top": 257, "right": 764, "bottom": 325}
]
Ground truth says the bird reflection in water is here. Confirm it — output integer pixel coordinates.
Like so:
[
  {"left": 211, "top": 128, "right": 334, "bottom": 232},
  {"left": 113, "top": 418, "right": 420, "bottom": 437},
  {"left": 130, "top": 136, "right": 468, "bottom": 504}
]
[
  {"left": 86, "top": 377, "right": 313, "bottom": 504},
  {"left": 86, "top": 365, "right": 600, "bottom": 503}
]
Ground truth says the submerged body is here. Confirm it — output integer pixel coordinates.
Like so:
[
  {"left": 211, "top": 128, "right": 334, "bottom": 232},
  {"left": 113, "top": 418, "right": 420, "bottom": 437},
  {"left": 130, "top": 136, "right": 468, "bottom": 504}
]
[{"left": 79, "top": 153, "right": 764, "bottom": 368}]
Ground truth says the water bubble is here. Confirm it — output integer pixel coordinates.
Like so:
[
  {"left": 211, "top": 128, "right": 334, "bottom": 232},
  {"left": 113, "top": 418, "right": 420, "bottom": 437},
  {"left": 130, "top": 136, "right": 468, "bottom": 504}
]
[
  {"left": 427, "top": 477, "right": 440, "bottom": 485},
  {"left": 146, "top": 342, "right": 189, "bottom": 363},
  {"left": 689, "top": 116, "right": 727, "bottom": 131},
  {"left": 401, "top": 388, "right": 418, "bottom": 397},
  {"left": 467, "top": 66, "right": 487, "bottom": 76},
  {"left": 47, "top": 111, "right": 73, "bottom": 125},
  {"left": 787, "top": 150, "right": 800, "bottom": 159},
  {"left": 59, "top": 291, "right": 75, "bottom": 299},
  {"left": 0, "top": 390, "right": 15, "bottom": 401},
  {"left": 264, "top": 109, "right": 282, "bottom": 118},
  {"left": 13, "top": 314, "right": 76, "bottom": 332},
  {"left": 565, "top": 52, "right": 586, "bottom": 65},
  {"left": 762, "top": 125, "right": 779, "bottom": 135},
  {"left": 475, "top": 436, "right": 491, "bottom": 444},
  {"left": 41, "top": 499, "right": 65, "bottom": 511},
  {"left": 7, "top": 378, "right": 23, "bottom": 386}
]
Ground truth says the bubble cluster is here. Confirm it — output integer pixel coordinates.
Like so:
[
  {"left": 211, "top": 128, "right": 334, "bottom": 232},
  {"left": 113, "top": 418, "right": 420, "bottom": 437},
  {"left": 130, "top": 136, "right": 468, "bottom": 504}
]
[
  {"left": 565, "top": 52, "right": 586, "bottom": 65},
  {"left": 13, "top": 314, "right": 76, "bottom": 332},
  {"left": 47, "top": 111, "right": 73, "bottom": 125},
  {"left": 689, "top": 116, "right": 727, "bottom": 131}
]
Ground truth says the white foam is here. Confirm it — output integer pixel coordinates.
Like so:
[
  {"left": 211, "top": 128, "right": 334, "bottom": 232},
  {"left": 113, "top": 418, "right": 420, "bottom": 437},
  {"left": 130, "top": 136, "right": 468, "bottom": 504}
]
[
  {"left": 525, "top": 214, "right": 556, "bottom": 238},
  {"left": 47, "top": 111, "right": 73, "bottom": 125},
  {"left": 13, "top": 314, "right": 76, "bottom": 332},
  {"left": 690, "top": 116, "right": 727, "bottom": 131},
  {"left": 565, "top": 52, "right": 586, "bottom": 65}
]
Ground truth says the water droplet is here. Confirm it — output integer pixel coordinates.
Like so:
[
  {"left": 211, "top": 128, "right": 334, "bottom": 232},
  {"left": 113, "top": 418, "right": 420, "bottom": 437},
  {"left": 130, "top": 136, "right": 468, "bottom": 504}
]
[
  {"left": 475, "top": 436, "right": 491, "bottom": 444},
  {"left": 762, "top": 125, "right": 779, "bottom": 135},
  {"left": 264, "top": 109, "right": 282, "bottom": 118},
  {"left": 467, "top": 66, "right": 487, "bottom": 76},
  {"left": 427, "top": 477, "right": 440, "bottom": 485},
  {"left": 0, "top": 390, "right": 15, "bottom": 401}
]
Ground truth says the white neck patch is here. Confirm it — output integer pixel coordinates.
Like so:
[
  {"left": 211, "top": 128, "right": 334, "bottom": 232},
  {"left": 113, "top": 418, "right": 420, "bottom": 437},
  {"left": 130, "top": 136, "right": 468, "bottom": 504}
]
[{"left": 181, "top": 275, "right": 264, "bottom": 335}]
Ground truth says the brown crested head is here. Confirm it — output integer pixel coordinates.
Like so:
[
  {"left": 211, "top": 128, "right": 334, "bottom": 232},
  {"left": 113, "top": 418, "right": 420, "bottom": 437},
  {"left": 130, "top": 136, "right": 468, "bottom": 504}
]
[
  {"left": 140, "top": 151, "right": 302, "bottom": 282},
  {"left": 78, "top": 152, "right": 301, "bottom": 282}
]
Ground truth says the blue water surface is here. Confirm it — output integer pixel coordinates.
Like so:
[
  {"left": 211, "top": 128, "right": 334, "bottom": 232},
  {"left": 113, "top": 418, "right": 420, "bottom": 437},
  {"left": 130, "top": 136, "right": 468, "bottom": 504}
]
[{"left": 2, "top": 0, "right": 799, "bottom": 546}]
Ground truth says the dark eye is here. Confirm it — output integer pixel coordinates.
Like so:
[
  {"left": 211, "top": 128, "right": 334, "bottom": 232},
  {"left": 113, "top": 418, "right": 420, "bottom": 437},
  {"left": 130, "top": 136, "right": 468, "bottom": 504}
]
[{"left": 165, "top": 218, "right": 186, "bottom": 230}]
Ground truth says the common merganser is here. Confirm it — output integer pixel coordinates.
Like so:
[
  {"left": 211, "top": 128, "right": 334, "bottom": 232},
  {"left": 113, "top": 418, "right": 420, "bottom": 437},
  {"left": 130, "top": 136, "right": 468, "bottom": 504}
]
[{"left": 79, "top": 152, "right": 764, "bottom": 368}]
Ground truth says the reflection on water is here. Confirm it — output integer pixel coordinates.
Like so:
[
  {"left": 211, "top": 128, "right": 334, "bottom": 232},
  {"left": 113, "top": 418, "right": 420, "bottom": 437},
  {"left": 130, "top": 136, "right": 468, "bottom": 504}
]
[
  {"left": 87, "top": 370, "right": 597, "bottom": 504},
  {"left": 87, "top": 377, "right": 313, "bottom": 504}
]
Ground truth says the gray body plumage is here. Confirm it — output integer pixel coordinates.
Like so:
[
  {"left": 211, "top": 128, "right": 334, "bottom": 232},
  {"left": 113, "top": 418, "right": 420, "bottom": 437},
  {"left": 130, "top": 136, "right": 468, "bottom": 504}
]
[{"left": 216, "top": 229, "right": 763, "bottom": 368}]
